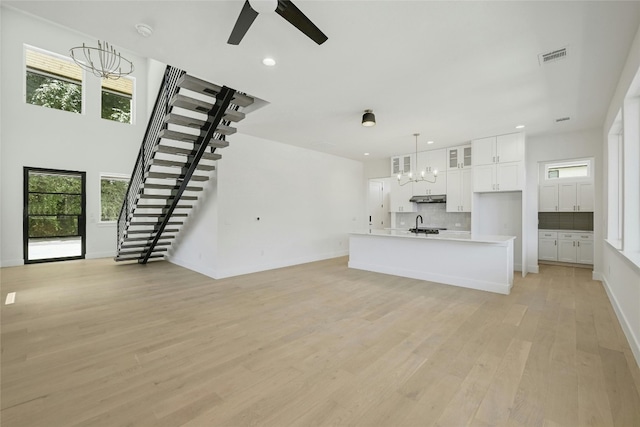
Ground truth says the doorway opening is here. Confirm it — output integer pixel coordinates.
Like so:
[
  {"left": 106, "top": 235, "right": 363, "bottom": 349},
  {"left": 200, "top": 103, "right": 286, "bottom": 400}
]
[{"left": 23, "top": 167, "right": 86, "bottom": 264}]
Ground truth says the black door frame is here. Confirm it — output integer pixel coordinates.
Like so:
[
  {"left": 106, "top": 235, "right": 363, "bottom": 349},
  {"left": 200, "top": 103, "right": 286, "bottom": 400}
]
[{"left": 23, "top": 167, "right": 87, "bottom": 264}]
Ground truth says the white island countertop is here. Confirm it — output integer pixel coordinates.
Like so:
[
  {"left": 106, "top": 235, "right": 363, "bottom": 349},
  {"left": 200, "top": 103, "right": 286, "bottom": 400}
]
[{"left": 350, "top": 229, "right": 516, "bottom": 245}]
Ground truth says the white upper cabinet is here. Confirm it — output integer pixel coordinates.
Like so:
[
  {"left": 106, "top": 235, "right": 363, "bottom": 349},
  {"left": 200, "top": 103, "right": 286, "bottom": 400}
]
[
  {"left": 414, "top": 149, "right": 447, "bottom": 195},
  {"left": 540, "top": 182, "right": 594, "bottom": 212},
  {"left": 447, "top": 145, "right": 472, "bottom": 170},
  {"left": 389, "top": 179, "right": 416, "bottom": 212},
  {"left": 558, "top": 182, "right": 594, "bottom": 212},
  {"left": 390, "top": 154, "right": 414, "bottom": 177},
  {"left": 472, "top": 132, "right": 525, "bottom": 192},
  {"left": 539, "top": 183, "right": 559, "bottom": 212},
  {"left": 446, "top": 168, "right": 472, "bottom": 212}
]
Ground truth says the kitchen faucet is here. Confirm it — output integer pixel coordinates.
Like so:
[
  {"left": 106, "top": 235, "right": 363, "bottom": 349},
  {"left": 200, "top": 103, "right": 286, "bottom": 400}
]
[{"left": 415, "top": 215, "right": 423, "bottom": 230}]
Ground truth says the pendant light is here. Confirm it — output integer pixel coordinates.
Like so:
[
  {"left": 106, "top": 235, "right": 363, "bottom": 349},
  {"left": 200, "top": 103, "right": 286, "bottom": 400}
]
[{"left": 362, "top": 109, "right": 376, "bottom": 127}]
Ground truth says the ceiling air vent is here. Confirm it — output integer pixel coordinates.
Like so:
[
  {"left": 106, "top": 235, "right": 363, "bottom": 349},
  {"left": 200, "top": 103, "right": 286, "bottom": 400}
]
[
  {"left": 539, "top": 47, "right": 568, "bottom": 65},
  {"left": 555, "top": 116, "right": 571, "bottom": 122}
]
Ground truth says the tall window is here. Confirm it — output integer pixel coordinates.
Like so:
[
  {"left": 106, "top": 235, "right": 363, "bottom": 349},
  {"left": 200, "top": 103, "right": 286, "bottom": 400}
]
[
  {"left": 25, "top": 46, "right": 83, "bottom": 113},
  {"left": 101, "top": 77, "right": 133, "bottom": 123},
  {"left": 100, "top": 174, "right": 129, "bottom": 222}
]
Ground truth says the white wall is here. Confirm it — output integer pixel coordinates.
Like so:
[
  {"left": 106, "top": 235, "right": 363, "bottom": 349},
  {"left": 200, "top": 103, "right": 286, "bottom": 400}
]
[
  {"left": 0, "top": 8, "right": 150, "bottom": 265},
  {"left": 601, "top": 25, "right": 640, "bottom": 367},
  {"left": 524, "top": 128, "right": 603, "bottom": 274},
  {"left": 169, "top": 133, "right": 364, "bottom": 278}
]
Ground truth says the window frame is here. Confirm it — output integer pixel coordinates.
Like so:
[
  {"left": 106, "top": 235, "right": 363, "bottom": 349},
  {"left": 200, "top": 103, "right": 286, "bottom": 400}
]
[
  {"left": 544, "top": 159, "right": 593, "bottom": 182},
  {"left": 24, "top": 44, "right": 85, "bottom": 114},
  {"left": 99, "top": 173, "right": 130, "bottom": 224},
  {"left": 101, "top": 76, "right": 135, "bottom": 125}
]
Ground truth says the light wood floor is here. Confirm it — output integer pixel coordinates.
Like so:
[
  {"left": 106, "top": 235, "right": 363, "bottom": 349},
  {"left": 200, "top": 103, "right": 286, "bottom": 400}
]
[{"left": 1, "top": 257, "right": 639, "bottom": 427}]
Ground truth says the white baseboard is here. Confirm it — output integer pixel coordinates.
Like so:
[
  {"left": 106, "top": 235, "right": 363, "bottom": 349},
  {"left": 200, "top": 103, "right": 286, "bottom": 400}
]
[
  {"left": 86, "top": 251, "right": 115, "bottom": 260},
  {"left": 529, "top": 264, "right": 540, "bottom": 274},
  {"left": 1, "top": 259, "right": 23, "bottom": 268},
  {"left": 592, "top": 271, "right": 603, "bottom": 281},
  {"left": 601, "top": 275, "right": 640, "bottom": 369},
  {"left": 215, "top": 250, "right": 349, "bottom": 279}
]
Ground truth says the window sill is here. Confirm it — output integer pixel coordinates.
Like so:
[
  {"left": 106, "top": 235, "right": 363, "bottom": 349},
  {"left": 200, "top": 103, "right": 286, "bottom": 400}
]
[{"left": 605, "top": 239, "right": 640, "bottom": 272}]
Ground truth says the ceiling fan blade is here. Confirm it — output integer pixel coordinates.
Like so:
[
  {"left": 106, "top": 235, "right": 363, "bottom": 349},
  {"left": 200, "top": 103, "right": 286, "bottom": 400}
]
[
  {"left": 275, "top": 0, "right": 328, "bottom": 45},
  {"left": 227, "top": 0, "right": 259, "bottom": 45}
]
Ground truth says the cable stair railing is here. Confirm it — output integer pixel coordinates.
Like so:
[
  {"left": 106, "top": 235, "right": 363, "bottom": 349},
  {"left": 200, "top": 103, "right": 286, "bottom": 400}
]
[{"left": 115, "top": 65, "right": 254, "bottom": 263}]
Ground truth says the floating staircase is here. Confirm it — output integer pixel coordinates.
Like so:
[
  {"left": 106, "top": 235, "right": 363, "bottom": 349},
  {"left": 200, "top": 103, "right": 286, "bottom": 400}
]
[{"left": 115, "top": 66, "right": 254, "bottom": 263}]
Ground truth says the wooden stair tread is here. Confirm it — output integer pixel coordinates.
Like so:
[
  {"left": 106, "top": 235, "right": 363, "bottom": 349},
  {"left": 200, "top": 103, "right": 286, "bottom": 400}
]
[
  {"left": 156, "top": 144, "right": 223, "bottom": 160},
  {"left": 123, "top": 235, "right": 176, "bottom": 242},
  {"left": 121, "top": 241, "right": 171, "bottom": 248},
  {"left": 170, "top": 94, "right": 245, "bottom": 122},
  {"left": 128, "top": 221, "right": 184, "bottom": 226},
  {"left": 142, "top": 183, "right": 203, "bottom": 191},
  {"left": 134, "top": 204, "right": 193, "bottom": 209},
  {"left": 158, "top": 130, "right": 230, "bottom": 148},
  {"left": 125, "top": 229, "right": 180, "bottom": 235},
  {"left": 150, "top": 159, "right": 219, "bottom": 169},
  {"left": 132, "top": 213, "right": 188, "bottom": 217},
  {"left": 177, "top": 74, "right": 254, "bottom": 107},
  {"left": 146, "top": 171, "right": 209, "bottom": 182},
  {"left": 115, "top": 254, "right": 165, "bottom": 262},
  {"left": 138, "top": 194, "right": 198, "bottom": 201},
  {"left": 164, "top": 114, "right": 237, "bottom": 135}
]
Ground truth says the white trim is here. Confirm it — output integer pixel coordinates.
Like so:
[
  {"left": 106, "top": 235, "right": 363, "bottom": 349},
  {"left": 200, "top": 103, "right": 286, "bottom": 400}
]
[
  {"left": 601, "top": 275, "right": 640, "bottom": 369},
  {"left": 1, "top": 259, "right": 24, "bottom": 268}
]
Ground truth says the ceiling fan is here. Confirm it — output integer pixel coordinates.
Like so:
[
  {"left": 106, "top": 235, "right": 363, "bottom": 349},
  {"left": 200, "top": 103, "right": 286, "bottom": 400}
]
[{"left": 227, "top": 0, "right": 328, "bottom": 45}]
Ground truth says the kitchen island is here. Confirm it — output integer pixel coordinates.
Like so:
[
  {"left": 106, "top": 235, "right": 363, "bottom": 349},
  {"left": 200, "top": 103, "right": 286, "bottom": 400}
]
[{"left": 349, "top": 229, "right": 516, "bottom": 294}]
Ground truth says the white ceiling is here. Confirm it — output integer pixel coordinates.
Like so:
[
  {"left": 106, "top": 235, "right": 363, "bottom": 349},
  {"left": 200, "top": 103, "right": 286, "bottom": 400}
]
[{"left": 6, "top": 1, "right": 640, "bottom": 160}]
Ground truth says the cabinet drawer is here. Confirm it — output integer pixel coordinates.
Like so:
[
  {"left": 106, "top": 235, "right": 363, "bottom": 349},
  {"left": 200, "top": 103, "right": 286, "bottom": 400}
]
[
  {"left": 576, "top": 233, "right": 593, "bottom": 241},
  {"left": 559, "top": 232, "right": 577, "bottom": 240},
  {"left": 538, "top": 231, "right": 558, "bottom": 239}
]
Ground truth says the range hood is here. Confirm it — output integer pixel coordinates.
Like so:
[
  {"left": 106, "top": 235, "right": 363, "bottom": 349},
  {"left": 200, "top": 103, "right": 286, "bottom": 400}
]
[{"left": 409, "top": 195, "right": 446, "bottom": 203}]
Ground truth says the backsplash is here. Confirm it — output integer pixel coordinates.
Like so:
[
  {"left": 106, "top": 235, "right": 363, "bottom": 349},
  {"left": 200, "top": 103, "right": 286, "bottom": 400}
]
[
  {"left": 538, "top": 212, "right": 594, "bottom": 231},
  {"left": 395, "top": 204, "right": 471, "bottom": 231}
]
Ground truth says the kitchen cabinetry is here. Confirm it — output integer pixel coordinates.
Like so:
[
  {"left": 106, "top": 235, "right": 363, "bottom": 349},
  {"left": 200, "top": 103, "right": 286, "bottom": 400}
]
[
  {"left": 414, "top": 149, "right": 447, "bottom": 195},
  {"left": 472, "top": 133, "right": 524, "bottom": 192},
  {"left": 389, "top": 179, "right": 416, "bottom": 212},
  {"left": 558, "top": 182, "right": 594, "bottom": 212},
  {"left": 538, "top": 231, "right": 558, "bottom": 261},
  {"left": 539, "top": 184, "right": 559, "bottom": 212},
  {"left": 447, "top": 145, "right": 472, "bottom": 170},
  {"left": 446, "top": 168, "right": 472, "bottom": 212},
  {"left": 390, "top": 154, "right": 414, "bottom": 176},
  {"left": 540, "top": 231, "right": 593, "bottom": 264}
]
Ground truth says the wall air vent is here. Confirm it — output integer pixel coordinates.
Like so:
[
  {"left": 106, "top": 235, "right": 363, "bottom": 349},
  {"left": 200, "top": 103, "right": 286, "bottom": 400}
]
[
  {"left": 539, "top": 47, "right": 568, "bottom": 65},
  {"left": 555, "top": 116, "right": 571, "bottom": 122}
]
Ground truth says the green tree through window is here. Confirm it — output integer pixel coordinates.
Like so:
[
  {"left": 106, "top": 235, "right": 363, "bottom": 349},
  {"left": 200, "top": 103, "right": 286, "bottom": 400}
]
[{"left": 101, "top": 177, "right": 129, "bottom": 221}]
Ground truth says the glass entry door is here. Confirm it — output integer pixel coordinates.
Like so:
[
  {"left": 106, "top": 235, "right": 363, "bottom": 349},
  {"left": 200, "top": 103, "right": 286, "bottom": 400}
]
[{"left": 23, "top": 167, "right": 86, "bottom": 263}]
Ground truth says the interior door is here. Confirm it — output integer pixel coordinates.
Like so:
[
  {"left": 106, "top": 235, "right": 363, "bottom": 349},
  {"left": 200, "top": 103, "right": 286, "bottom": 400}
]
[{"left": 24, "top": 167, "right": 86, "bottom": 264}]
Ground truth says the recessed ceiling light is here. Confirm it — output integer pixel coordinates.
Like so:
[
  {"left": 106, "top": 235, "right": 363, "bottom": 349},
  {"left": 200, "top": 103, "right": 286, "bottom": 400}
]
[
  {"left": 262, "top": 57, "right": 276, "bottom": 66},
  {"left": 515, "top": 125, "right": 525, "bottom": 129},
  {"left": 427, "top": 140, "right": 434, "bottom": 144},
  {"left": 364, "top": 153, "right": 370, "bottom": 156}
]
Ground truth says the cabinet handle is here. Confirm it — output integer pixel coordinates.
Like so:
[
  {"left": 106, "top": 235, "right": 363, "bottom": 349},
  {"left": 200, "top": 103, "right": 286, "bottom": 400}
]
[
  {"left": 493, "top": 156, "right": 495, "bottom": 163},
  {"left": 556, "top": 206, "right": 558, "bottom": 211},
  {"left": 554, "top": 240, "right": 557, "bottom": 246},
  {"left": 573, "top": 241, "right": 575, "bottom": 247},
  {"left": 497, "top": 184, "right": 500, "bottom": 190},
  {"left": 497, "top": 155, "right": 500, "bottom": 162},
  {"left": 578, "top": 205, "right": 580, "bottom": 211},
  {"left": 577, "top": 241, "right": 580, "bottom": 247}
]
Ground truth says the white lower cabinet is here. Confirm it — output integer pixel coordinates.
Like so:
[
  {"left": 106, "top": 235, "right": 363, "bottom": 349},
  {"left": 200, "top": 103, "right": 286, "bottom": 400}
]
[
  {"left": 540, "top": 231, "right": 593, "bottom": 264},
  {"left": 538, "top": 231, "right": 558, "bottom": 261}
]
